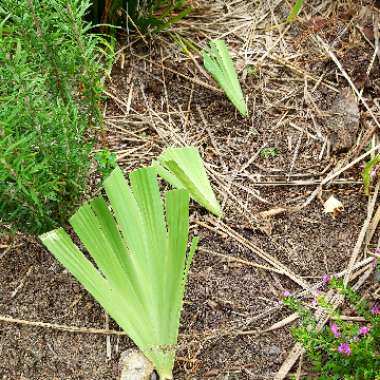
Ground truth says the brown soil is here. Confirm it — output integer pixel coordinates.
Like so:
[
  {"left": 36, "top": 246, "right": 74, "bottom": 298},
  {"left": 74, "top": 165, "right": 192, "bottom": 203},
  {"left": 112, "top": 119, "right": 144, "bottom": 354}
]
[{"left": 1, "top": 1, "right": 380, "bottom": 379}]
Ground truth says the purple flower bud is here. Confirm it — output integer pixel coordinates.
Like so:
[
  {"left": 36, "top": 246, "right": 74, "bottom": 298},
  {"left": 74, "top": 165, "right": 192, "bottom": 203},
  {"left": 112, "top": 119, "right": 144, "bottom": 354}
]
[
  {"left": 330, "top": 323, "right": 341, "bottom": 338},
  {"left": 359, "top": 326, "right": 370, "bottom": 335},
  {"left": 283, "top": 290, "right": 291, "bottom": 297},
  {"left": 371, "top": 304, "right": 380, "bottom": 315},
  {"left": 322, "top": 274, "right": 331, "bottom": 285},
  {"left": 372, "top": 258, "right": 378, "bottom": 268},
  {"left": 338, "top": 343, "right": 351, "bottom": 356},
  {"left": 371, "top": 169, "right": 378, "bottom": 178}
]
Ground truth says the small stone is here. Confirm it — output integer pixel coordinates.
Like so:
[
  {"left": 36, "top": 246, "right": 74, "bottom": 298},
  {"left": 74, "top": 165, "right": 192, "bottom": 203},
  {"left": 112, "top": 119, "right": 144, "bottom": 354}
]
[
  {"left": 267, "top": 345, "right": 282, "bottom": 356},
  {"left": 119, "top": 349, "right": 154, "bottom": 380},
  {"left": 328, "top": 88, "right": 360, "bottom": 153}
]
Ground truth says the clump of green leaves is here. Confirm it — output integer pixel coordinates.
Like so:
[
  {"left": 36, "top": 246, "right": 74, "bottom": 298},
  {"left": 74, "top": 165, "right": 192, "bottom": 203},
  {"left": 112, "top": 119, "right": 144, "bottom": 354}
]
[
  {"left": 260, "top": 147, "right": 279, "bottom": 159},
  {"left": 95, "top": 149, "right": 118, "bottom": 179},
  {"left": 40, "top": 165, "right": 199, "bottom": 379},
  {"left": 0, "top": 0, "right": 113, "bottom": 235},
  {"left": 284, "top": 277, "right": 380, "bottom": 380},
  {"left": 202, "top": 40, "right": 248, "bottom": 117},
  {"left": 89, "top": 0, "right": 191, "bottom": 33}
]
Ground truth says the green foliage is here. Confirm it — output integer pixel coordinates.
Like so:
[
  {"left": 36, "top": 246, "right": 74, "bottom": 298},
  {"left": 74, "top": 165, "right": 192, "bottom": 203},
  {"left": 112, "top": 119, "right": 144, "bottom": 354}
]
[
  {"left": 203, "top": 40, "right": 248, "bottom": 117},
  {"left": 152, "top": 147, "right": 222, "bottom": 217},
  {"left": 284, "top": 278, "right": 380, "bottom": 379},
  {"left": 95, "top": 149, "right": 118, "bottom": 179},
  {"left": 362, "top": 155, "right": 380, "bottom": 195},
  {"left": 40, "top": 165, "right": 199, "bottom": 379},
  {"left": 89, "top": 0, "right": 192, "bottom": 32},
  {"left": 0, "top": 0, "right": 113, "bottom": 235},
  {"left": 260, "top": 147, "right": 279, "bottom": 159},
  {"left": 288, "top": 0, "right": 305, "bottom": 22}
]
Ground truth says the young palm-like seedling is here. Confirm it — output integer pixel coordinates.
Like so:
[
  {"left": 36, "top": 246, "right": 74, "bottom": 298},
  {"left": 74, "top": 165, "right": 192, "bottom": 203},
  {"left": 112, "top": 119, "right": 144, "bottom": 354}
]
[
  {"left": 202, "top": 40, "right": 248, "bottom": 117},
  {"left": 40, "top": 166, "right": 198, "bottom": 379}
]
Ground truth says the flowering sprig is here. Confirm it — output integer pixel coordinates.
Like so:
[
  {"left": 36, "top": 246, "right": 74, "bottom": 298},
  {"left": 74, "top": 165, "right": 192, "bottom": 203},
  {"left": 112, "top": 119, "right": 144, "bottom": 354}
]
[
  {"left": 338, "top": 342, "right": 351, "bottom": 356},
  {"left": 371, "top": 304, "right": 380, "bottom": 316},
  {"left": 330, "top": 323, "right": 341, "bottom": 338},
  {"left": 283, "top": 278, "right": 380, "bottom": 378}
]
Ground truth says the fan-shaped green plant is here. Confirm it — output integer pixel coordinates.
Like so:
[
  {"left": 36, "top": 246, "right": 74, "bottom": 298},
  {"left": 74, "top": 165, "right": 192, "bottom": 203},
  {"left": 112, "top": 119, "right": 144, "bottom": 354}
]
[
  {"left": 152, "top": 147, "right": 222, "bottom": 217},
  {"left": 202, "top": 40, "right": 248, "bottom": 117},
  {"left": 40, "top": 166, "right": 198, "bottom": 379}
]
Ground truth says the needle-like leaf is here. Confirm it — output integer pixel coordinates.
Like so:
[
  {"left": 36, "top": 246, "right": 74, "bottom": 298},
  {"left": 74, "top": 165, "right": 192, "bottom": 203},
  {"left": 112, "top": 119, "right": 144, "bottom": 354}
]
[
  {"left": 202, "top": 39, "right": 248, "bottom": 117},
  {"left": 40, "top": 166, "right": 199, "bottom": 379}
]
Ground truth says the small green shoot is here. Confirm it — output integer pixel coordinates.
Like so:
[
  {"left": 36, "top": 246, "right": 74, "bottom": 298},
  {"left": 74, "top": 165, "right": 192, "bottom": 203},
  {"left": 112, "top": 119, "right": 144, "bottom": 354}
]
[
  {"left": 260, "top": 147, "right": 279, "bottom": 159},
  {"left": 288, "top": 0, "right": 305, "bottom": 22},
  {"left": 40, "top": 166, "right": 199, "bottom": 379},
  {"left": 245, "top": 64, "right": 257, "bottom": 77},
  {"left": 202, "top": 40, "right": 248, "bottom": 117},
  {"left": 152, "top": 147, "right": 222, "bottom": 217},
  {"left": 362, "top": 154, "right": 380, "bottom": 195}
]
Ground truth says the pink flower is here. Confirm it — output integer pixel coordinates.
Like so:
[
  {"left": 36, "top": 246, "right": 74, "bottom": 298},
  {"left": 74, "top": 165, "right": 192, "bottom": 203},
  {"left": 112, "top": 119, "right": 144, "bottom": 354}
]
[
  {"left": 371, "top": 304, "right": 380, "bottom": 315},
  {"left": 283, "top": 290, "right": 291, "bottom": 297},
  {"left": 322, "top": 274, "right": 331, "bottom": 285},
  {"left": 338, "top": 343, "right": 351, "bottom": 356},
  {"left": 359, "top": 326, "right": 370, "bottom": 335},
  {"left": 330, "top": 323, "right": 341, "bottom": 338}
]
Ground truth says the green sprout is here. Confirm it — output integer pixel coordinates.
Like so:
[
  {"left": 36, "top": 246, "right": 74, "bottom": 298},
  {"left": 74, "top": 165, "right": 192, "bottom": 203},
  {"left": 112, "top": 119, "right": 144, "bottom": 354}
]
[
  {"left": 288, "top": 0, "right": 305, "bottom": 22},
  {"left": 260, "top": 147, "right": 279, "bottom": 159},
  {"left": 152, "top": 147, "right": 222, "bottom": 217},
  {"left": 202, "top": 40, "right": 248, "bottom": 117},
  {"left": 362, "top": 154, "right": 380, "bottom": 195},
  {"left": 245, "top": 64, "right": 257, "bottom": 77},
  {"left": 40, "top": 166, "right": 199, "bottom": 379}
]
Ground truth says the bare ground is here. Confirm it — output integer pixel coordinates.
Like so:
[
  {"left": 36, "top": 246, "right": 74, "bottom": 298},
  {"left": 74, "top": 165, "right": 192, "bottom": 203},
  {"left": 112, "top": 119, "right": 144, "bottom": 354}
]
[{"left": 1, "top": 1, "right": 380, "bottom": 379}]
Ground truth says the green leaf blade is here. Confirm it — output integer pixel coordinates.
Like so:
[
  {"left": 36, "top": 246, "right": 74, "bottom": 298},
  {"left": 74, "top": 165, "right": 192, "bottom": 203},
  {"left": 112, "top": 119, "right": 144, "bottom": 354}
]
[
  {"left": 165, "top": 189, "right": 190, "bottom": 340},
  {"left": 288, "top": 0, "right": 304, "bottom": 22},
  {"left": 203, "top": 39, "right": 248, "bottom": 117},
  {"left": 157, "top": 147, "right": 222, "bottom": 217}
]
